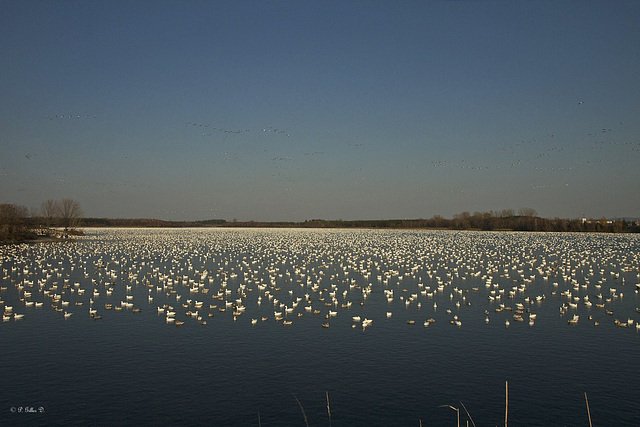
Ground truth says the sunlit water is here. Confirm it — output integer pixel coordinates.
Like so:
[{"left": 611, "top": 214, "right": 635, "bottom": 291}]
[{"left": 1, "top": 228, "right": 639, "bottom": 426}]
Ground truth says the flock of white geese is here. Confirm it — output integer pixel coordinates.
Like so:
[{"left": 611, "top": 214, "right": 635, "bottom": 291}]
[{"left": 1, "top": 228, "right": 639, "bottom": 332}]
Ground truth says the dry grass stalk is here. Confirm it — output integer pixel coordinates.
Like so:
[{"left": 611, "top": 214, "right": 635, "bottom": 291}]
[
  {"left": 505, "top": 380, "right": 509, "bottom": 427},
  {"left": 439, "top": 404, "right": 460, "bottom": 427},
  {"left": 326, "top": 391, "right": 332, "bottom": 427},
  {"left": 292, "top": 393, "right": 309, "bottom": 427},
  {"left": 585, "top": 392, "right": 593, "bottom": 427},
  {"left": 460, "top": 401, "right": 477, "bottom": 427}
]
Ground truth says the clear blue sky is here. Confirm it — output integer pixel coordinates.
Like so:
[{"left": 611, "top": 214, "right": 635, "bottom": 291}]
[{"left": 2, "top": 0, "right": 639, "bottom": 221}]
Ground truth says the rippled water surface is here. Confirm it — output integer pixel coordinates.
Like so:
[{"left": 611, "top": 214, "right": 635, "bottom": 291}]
[{"left": 1, "top": 228, "right": 639, "bottom": 426}]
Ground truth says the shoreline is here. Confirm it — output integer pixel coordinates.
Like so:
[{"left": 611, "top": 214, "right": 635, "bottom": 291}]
[{"left": 2, "top": 216, "right": 639, "bottom": 244}]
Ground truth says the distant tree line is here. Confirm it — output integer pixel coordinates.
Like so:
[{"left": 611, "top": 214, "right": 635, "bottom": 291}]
[
  {"left": 2, "top": 201, "right": 638, "bottom": 243},
  {"left": 444, "top": 209, "right": 637, "bottom": 232},
  {"left": 80, "top": 218, "right": 227, "bottom": 227},
  {"left": 298, "top": 209, "right": 639, "bottom": 233}
]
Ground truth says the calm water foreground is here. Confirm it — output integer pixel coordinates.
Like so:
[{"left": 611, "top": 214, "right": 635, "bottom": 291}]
[{"left": 1, "top": 228, "right": 639, "bottom": 426}]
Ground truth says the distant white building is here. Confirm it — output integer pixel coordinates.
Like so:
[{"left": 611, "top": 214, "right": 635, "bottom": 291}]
[{"left": 581, "top": 218, "right": 614, "bottom": 225}]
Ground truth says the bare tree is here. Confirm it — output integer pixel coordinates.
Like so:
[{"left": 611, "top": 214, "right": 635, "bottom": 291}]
[
  {"left": 1, "top": 203, "right": 28, "bottom": 223},
  {"left": 517, "top": 207, "right": 537, "bottom": 217},
  {"left": 60, "top": 198, "right": 83, "bottom": 230},
  {"left": 500, "top": 208, "right": 515, "bottom": 218},
  {"left": 41, "top": 199, "right": 61, "bottom": 226},
  {"left": 0, "top": 203, "right": 30, "bottom": 240}
]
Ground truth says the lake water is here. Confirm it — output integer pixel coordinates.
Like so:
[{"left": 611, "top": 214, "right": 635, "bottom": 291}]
[{"left": 1, "top": 228, "right": 639, "bottom": 426}]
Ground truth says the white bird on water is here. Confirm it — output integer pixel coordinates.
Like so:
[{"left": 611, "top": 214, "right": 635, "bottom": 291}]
[{"left": 362, "top": 318, "right": 373, "bottom": 328}]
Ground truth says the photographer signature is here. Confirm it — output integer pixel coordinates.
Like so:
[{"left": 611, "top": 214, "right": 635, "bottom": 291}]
[{"left": 10, "top": 406, "right": 45, "bottom": 413}]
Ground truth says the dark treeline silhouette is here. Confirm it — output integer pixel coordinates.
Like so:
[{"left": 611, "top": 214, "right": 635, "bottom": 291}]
[
  {"left": 224, "top": 210, "right": 639, "bottom": 233},
  {"left": 296, "top": 215, "right": 638, "bottom": 233},
  {"left": 80, "top": 218, "right": 226, "bottom": 227},
  {"left": 2, "top": 201, "right": 639, "bottom": 243}
]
